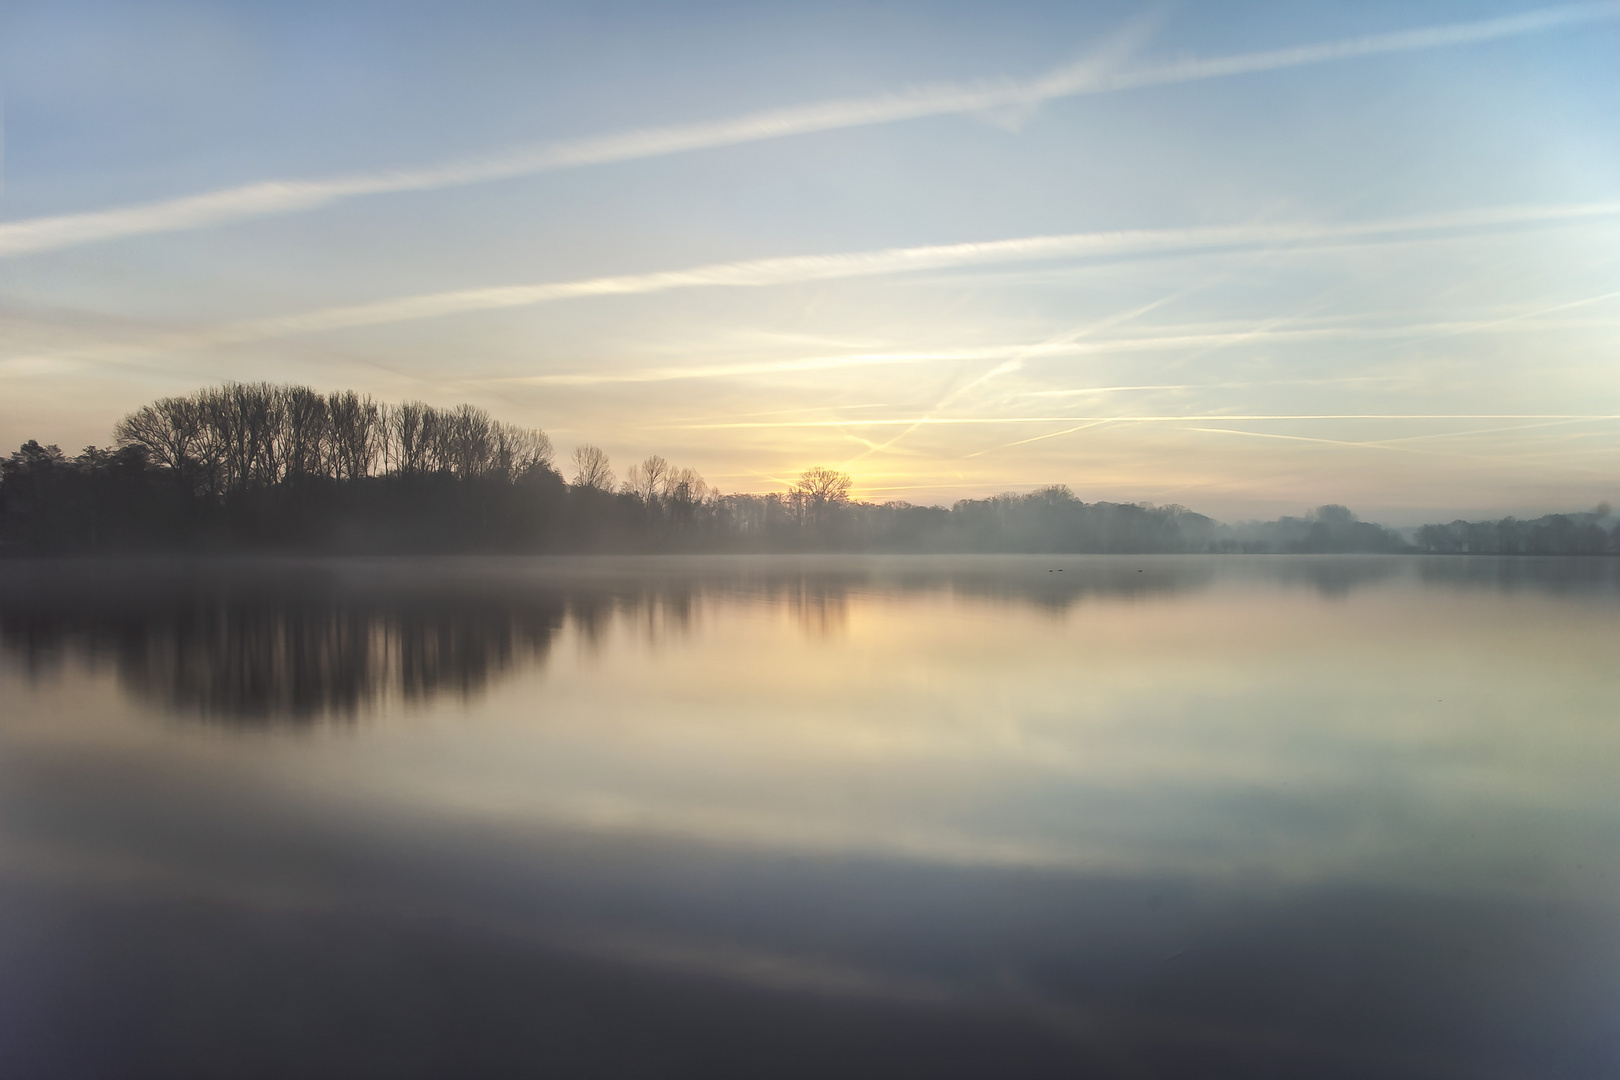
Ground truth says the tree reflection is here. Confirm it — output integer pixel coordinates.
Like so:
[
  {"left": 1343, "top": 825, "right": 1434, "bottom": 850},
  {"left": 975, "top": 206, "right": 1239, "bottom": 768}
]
[
  {"left": 123, "top": 595, "right": 569, "bottom": 720},
  {"left": 0, "top": 568, "right": 568, "bottom": 723},
  {"left": 7, "top": 554, "right": 1606, "bottom": 724}
]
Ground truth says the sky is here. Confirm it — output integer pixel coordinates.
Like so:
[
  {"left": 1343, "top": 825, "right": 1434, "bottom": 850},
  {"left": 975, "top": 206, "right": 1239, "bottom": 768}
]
[{"left": 0, "top": 1, "right": 1617, "bottom": 522}]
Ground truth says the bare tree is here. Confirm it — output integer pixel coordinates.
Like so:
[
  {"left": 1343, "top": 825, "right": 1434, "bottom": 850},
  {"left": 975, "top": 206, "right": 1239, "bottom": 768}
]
[
  {"left": 492, "top": 422, "right": 553, "bottom": 479},
  {"left": 664, "top": 466, "right": 708, "bottom": 505},
  {"left": 201, "top": 383, "right": 277, "bottom": 491},
  {"left": 327, "top": 390, "right": 380, "bottom": 481},
  {"left": 115, "top": 396, "right": 202, "bottom": 474},
  {"left": 792, "top": 466, "right": 851, "bottom": 527},
  {"left": 445, "top": 403, "right": 492, "bottom": 477},
  {"left": 793, "top": 466, "right": 851, "bottom": 504},
  {"left": 622, "top": 454, "right": 670, "bottom": 502},
  {"left": 570, "top": 445, "right": 614, "bottom": 491},
  {"left": 386, "top": 401, "right": 431, "bottom": 475},
  {"left": 279, "top": 386, "right": 329, "bottom": 480},
  {"left": 422, "top": 405, "right": 451, "bottom": 473}
]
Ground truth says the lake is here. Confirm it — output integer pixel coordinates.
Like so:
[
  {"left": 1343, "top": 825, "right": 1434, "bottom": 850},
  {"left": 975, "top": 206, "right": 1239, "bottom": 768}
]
[{"left": 1, "top": 555, "right": 1617, "bottom": 1078}]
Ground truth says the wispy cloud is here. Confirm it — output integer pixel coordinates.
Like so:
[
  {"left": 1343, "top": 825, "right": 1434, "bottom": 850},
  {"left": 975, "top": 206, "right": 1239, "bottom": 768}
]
[
  {"left": 1, "top": 3, "right": 1613, "bottom": 258},
  {"left": 223, "top": 201, "right": 1620, "bottom": 339}
]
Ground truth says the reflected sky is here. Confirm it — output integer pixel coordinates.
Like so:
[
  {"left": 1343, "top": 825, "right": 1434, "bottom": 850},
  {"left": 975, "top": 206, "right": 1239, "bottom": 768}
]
[{"left": 2, "top": 556, "right": 1619, "bottom": 1077}]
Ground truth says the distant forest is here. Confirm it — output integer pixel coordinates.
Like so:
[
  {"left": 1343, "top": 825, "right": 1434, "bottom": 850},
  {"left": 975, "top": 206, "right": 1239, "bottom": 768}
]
[{"left": 1, "top": 383, "right": 1616, "bottom": 556}]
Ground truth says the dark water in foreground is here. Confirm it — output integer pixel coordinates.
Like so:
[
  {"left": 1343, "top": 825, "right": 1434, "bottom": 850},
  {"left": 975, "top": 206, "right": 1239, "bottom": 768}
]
[{"left": 1, "top": 555, "right": 1617, "bottom": 1079}]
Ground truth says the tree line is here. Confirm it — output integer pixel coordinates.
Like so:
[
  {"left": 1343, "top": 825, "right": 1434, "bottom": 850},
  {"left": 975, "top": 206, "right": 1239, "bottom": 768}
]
[
  {"left": 112, "top": 383, "right": 554, "bottom": 492},
  {"left": 3, "top": 382, "right": 1617, "bottom": 556},
  {"left": 1413, "top": 509, "right": 1619, "bottom": 555}
]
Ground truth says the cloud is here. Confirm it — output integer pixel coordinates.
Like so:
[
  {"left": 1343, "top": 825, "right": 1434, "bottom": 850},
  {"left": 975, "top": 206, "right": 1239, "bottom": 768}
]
[
  {"left": 226, "top": 200, "right": 1620, "bottom": 339},
  {"left": 1, "top": 3, "right": 1613, "bottom": 258}
]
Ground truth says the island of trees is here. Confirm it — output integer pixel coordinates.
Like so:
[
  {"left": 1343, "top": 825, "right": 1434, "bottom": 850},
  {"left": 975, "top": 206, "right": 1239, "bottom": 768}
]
[{"left": 2, "top": 382, "right": 1616, "bottom": 556}]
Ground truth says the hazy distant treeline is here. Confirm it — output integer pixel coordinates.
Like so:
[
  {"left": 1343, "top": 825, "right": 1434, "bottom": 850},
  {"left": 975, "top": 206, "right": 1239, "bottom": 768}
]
[
  {"left": 1413, "top": 510, "right": 1619, "bottom": 555},
  {"left": 2, "top": 383, "right": 1615, "bottom": 556}
]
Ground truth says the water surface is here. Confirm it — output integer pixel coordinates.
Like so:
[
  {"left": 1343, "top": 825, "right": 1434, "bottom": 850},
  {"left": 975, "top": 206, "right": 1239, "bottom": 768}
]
[{"left": 2, "top": 555, "right": 1617, "bottom": 1078}]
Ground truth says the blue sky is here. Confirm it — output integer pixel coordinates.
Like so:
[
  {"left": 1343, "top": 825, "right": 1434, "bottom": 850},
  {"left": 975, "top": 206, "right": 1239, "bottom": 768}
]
[{"left": 2, "top": 1, "right": 1617, "bottom": 520}]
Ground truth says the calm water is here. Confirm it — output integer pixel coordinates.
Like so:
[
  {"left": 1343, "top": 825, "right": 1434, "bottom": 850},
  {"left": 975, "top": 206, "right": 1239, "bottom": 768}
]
[{"left": 1, "top": 555, "right": 1618, "bottom": 1078}]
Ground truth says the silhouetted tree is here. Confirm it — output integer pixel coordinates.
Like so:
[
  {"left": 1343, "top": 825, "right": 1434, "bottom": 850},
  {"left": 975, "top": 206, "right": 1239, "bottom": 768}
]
[
  {"left": 570, "top": 445, "right": 615, "bottom": 492},
  {"left": 622, "top": 455, "right": 670, "bottom": 503},
  {"left": 793, "top": 466, "right": 852, "bottom": 505}
]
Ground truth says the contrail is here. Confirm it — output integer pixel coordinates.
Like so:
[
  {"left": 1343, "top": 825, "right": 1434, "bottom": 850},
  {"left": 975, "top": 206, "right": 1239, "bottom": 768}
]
[
  {"left": 3, "top": 202, "right": 1615, "bottom": 373},
  {"left": 503, "top": 352, "right": 951, "bottom": 386},
  {"left": 965, "top": 420, "right": 1120, "bottom": 459},
  {"left": 675, "top": 414, "right": 1620, "bottom": 430},
  {"left": 500, "top": 314, "right": 1620, "bottom": 387},
  {"left": 0, "top": 19, "right": 1153, "bottom": 259},
  {"left": 225, "top": 200, "right": 1620, "bottom": 339},
  {"left": 838, "top": 275, "right": 1229, "bottom": 469},
  {"left": 1, "top": 3, "right": 1613, "bottom": 258},
  {"left": 1097, "top": 3, "right": 1618, "bottom": 92},
  {"left": 1187, "top": 425, "right": 1620, "bottom": 476}
]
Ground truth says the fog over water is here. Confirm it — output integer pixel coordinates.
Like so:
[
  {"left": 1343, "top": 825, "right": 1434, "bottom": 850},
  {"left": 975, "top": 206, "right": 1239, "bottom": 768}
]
[{"left": 2, "top": 555, "right": 1618, "bottom": 1077}]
